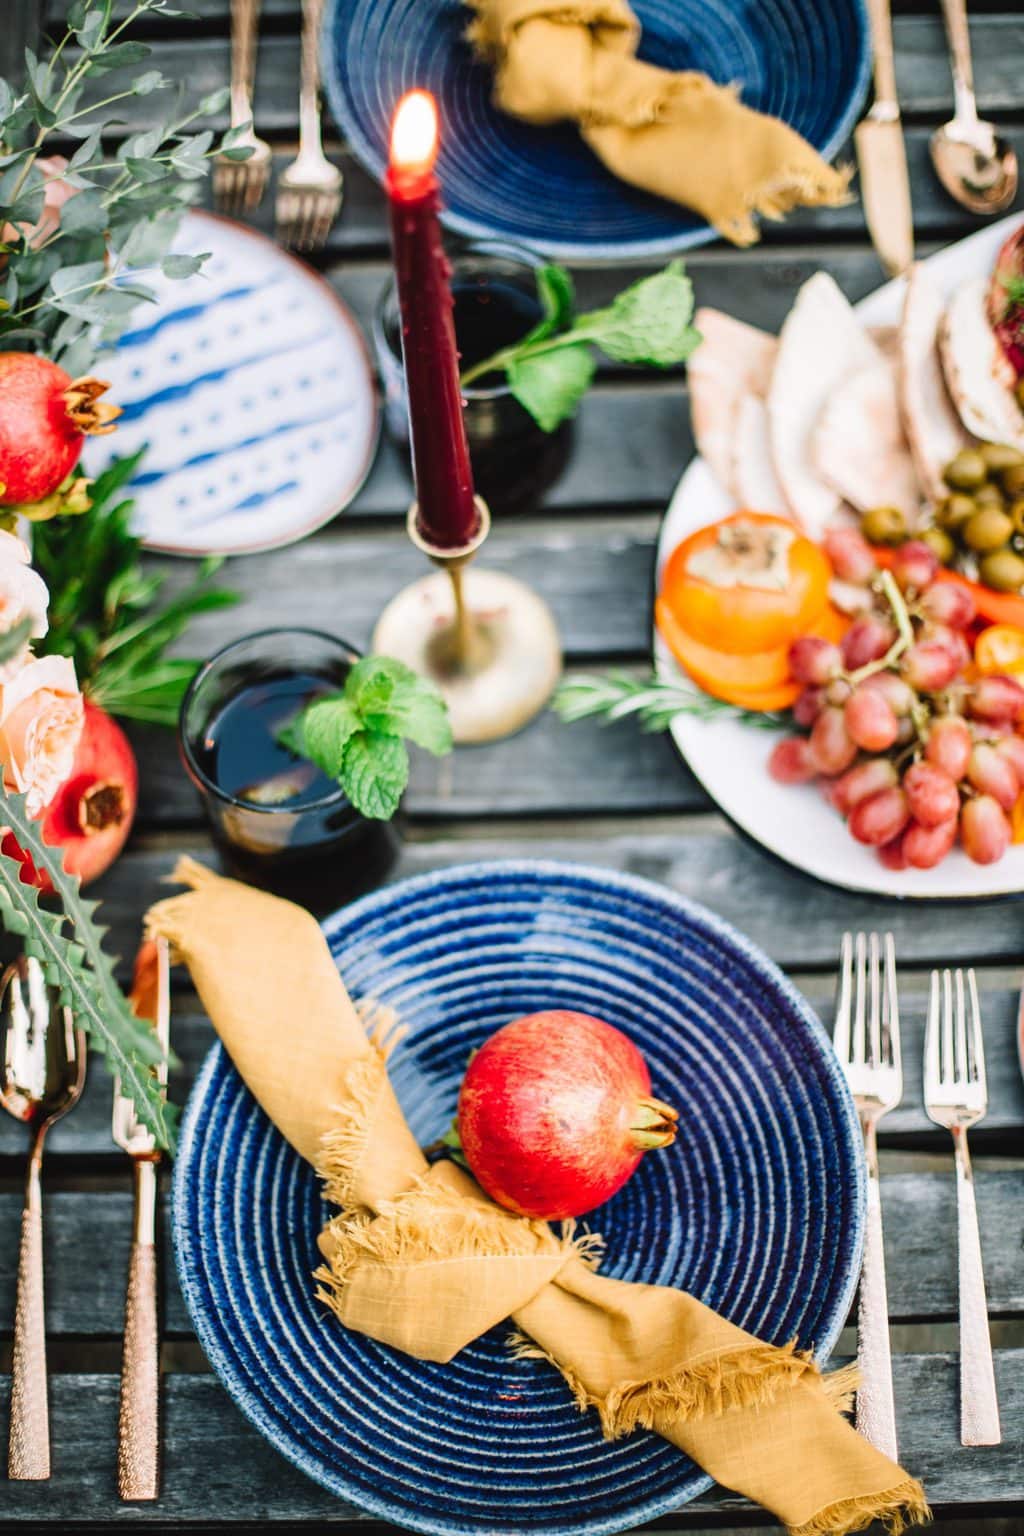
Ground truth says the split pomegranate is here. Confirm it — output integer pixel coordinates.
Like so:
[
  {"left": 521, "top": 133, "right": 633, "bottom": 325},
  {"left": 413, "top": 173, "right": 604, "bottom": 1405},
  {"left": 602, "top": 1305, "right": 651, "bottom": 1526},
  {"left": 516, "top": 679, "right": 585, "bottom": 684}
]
[
  {"left": 0, "top": 355, "right": 120, "bottom": 506},
  {"left": 456, "top": 1010, "right": 678, "bottom": 1220},
  {"left": 7, "top": 699, "right": 138, "bottom": 891},
  {"left": 988, "top": 224, "right": 1024, "bottom": 379}
]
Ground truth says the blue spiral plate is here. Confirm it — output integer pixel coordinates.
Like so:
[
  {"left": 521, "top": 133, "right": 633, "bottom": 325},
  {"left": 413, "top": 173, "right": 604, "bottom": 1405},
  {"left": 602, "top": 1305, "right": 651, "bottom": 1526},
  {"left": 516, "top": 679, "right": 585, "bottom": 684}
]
[
  {"left": 174, "top": 860, "right": 864, "bottom": 1534},
  {"left": 321, "top": 0, "right": 870, "bottom": 260}
]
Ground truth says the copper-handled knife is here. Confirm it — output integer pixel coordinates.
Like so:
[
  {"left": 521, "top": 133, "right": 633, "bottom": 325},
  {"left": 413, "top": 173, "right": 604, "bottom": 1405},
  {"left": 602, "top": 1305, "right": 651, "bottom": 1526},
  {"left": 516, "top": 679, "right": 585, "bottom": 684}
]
[
  {"left": 111, "top": 937, "right": 170, "bottom": 1502},
  {"left": 855, "top": 0, "right": 914, "bottom": 277}
]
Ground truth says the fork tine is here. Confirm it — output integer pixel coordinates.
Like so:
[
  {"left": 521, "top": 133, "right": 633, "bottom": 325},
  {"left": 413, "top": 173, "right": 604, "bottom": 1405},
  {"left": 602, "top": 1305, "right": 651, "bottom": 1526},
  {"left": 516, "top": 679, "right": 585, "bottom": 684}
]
[
  {"left": 853, "top": 931, "right": 867, "bottom": 1066},
  {"left": 925, "top": 969, "right": 941, "bottom": 1098},
  {"left": 967, "top": 968, "right": 986, "bottom": 1093},
  {"left": 882, "top": 932, "right": 899, "bottom": 1070},
  {"left": 942, "top": 968, "right": 955, "bottom": 1084},
  {"left": 868, "top": 932, "right": 882, "bottom": 1067},
  {"left": 833, "top": 932, "right": 853, "bottom": 1059},
  {"left": 954, "top": 969, "right": 969, "bottom": 1083}
]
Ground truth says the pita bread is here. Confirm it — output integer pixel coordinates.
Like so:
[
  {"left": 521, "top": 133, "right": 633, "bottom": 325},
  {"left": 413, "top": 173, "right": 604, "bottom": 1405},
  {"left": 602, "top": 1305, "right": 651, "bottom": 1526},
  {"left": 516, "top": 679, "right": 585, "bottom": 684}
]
[
  {"left": 898, "top": 264, "right": 972, "bottom": 501},
  {"left": 688, "top": 308, "right": 776, "bottom": 497},
  {"left": 731, "top": 393, "right": 788, "bottom": 513},
  {"left": 813, "top": 360, "right": 921, "bottom": 519},
  {"left": 940, "top": 277, "right": 1024, "bottom": 449}
]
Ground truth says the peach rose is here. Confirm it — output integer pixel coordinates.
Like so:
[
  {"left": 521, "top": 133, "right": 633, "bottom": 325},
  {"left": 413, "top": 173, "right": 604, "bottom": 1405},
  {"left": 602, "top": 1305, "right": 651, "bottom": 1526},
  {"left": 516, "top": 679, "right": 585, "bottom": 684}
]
[
  {"left": 0, "top": 654, "right": 84, "bottom": 816},
  {"left": 1, "top": 156, "right": 77, "bottom": 251},
  {"left": 0, "top": 533, "right": 50, "bottom": 675}
]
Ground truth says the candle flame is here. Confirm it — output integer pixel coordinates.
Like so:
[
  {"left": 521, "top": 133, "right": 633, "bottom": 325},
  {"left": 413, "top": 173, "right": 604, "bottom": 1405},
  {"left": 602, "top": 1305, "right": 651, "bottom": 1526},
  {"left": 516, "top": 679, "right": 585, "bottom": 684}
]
[{"left": 390, "top": 90, "right": 439, "bottom": 180}]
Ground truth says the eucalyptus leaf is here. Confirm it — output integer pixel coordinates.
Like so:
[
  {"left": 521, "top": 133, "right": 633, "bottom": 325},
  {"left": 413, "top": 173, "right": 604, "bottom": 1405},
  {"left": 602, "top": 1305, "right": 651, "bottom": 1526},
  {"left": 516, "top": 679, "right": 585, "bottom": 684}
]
[
  {"left": 161, "top": 250, "right": 210, "bottom": 279},
  {"left": 58, "top": 188, "right": 108, "bottom": 236}
]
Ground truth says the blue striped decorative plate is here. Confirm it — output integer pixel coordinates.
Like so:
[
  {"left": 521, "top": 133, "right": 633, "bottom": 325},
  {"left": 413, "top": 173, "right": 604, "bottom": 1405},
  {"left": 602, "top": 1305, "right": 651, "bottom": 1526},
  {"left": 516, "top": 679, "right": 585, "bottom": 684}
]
[
  {"left": 84, "top": 212, "right": 378, "bottom": 556},
  {"left": 321, "top": 0, "right": 870, "bottom": 260},
  {"left": 173, "top": 860, "right": 864, "bottom": 1534}
]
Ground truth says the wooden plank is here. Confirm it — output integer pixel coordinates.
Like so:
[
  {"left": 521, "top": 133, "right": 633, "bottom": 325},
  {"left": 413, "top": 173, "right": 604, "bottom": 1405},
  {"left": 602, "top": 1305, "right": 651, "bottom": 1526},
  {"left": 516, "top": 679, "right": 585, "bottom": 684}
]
[
  {"left": 0, "top": 975, "right": 1022, "bottom": 1162},
  {"left": 1, "top": 1, "right": 42, "bottom": 88},
  {"left": 66, "top": 19, "right": 1024, "bottom": 140},
  {"left": 72, "top": 823, "right": 1024, "bottom": 977},
  {"left": 2, "top": 1168, "right": 1021, "bottom": 1338},
  {"left": 0, "top": 1353, "right": 1021, "bottom": 1522}
]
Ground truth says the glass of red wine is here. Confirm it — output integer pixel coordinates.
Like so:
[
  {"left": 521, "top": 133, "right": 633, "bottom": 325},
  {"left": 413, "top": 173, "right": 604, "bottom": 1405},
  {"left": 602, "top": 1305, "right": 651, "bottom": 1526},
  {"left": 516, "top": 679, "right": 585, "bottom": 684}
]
[
  {"left": 179, "top": 629, "right": 400, "bottom": 915},
  {"left": 374, "top": 241, "right": 574, "bottom": 515}
]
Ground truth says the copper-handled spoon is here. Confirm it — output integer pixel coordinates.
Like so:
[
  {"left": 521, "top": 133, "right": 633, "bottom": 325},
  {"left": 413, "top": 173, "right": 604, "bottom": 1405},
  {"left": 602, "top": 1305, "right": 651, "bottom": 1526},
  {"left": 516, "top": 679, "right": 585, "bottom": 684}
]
[{"left": 0, "top": 956, "right": 86, "bottom": 1479}]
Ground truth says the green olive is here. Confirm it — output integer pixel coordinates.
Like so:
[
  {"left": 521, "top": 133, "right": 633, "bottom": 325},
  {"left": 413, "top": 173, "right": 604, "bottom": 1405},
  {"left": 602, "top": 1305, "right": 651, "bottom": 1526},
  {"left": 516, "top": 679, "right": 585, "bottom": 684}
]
[
  {"left": 1009, "top": 497, "right": 1024, "bottom": 537},
  {"left": 964, "top": 507, "right": 1015, "bottom": 552},
  {"left": 980, "top": 442, "right": 1024, "bottom": 473},
  {"left": 861, "top": 505, "right": 907, "bottom": 545},
  {"left": 973, "top": 483, "right": 1006, "bottom": 511},
  {"left": 935, "top": 492, "right": 977, "bottom": 531},
  {"left": 919, "top": 526, "right": 956, "bottom": 565},
  {"left": 979, "top": 547, "right": 1024, "bottom": 592},
  {"left": 944, "top": 449, "right": 989, "bottom": 490},
  {"left": 1002, "top": 463, "right": 1024, "bottom": 498}
]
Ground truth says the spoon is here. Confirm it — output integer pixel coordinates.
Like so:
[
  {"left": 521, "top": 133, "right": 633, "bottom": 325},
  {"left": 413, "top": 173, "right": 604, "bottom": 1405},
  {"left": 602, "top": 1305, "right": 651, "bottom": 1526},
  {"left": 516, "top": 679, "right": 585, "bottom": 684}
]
[
  {"left": 930, "top": 0, "right": 1018, "bottom": 216},
  {"left": 0, "top": 956, "right": 86, "bottom": 1480}
]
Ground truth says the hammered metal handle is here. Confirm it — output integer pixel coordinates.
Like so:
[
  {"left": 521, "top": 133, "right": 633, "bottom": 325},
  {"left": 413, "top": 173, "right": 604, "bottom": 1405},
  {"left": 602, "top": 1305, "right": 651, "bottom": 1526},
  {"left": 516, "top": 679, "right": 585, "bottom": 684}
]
[
  {"left": 954, "top": 1128, "right": 1001, "bottom": 1445},
  {"left": 855, "top": 1131, "right": 898, "bottom": 1461},
  {"left": 9, "top": 1161, "right": 50, "bottom": 1480},
  {"left": 118, "top": 1162, "right": 160, "bottom": 1500}
]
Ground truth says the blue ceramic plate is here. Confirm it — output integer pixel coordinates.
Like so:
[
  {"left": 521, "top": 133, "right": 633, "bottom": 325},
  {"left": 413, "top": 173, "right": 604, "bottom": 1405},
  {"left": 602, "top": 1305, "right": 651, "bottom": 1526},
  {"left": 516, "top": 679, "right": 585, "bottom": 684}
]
[
  {"left": 322, "top": 0, "right": 870, "bottom": 260},
  {"left": 174, "top": 860, "right": 864, "bottom": 1535},
  {"left": 84, "top": 211, "right": 379, "bottom": 557}
]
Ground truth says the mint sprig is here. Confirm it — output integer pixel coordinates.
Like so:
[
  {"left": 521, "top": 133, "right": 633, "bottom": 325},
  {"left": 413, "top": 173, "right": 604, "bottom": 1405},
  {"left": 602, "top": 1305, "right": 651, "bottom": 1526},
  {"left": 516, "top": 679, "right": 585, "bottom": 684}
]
[
  {"left": 460, "top": 260, "right": 702, "bottom": 432},
  {"left": 280, "top": 656, "right": 453, "bottom": 821}
]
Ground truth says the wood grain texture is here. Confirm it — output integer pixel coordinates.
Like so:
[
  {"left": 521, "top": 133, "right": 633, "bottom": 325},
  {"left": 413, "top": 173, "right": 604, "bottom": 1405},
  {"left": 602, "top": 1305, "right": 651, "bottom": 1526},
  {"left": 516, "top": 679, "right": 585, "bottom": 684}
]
[
  {"left": 1, "top": 1168, "right": 1021, "bottom": 1339},
  {"left": 0, "top": 1353, "right": 1022, "bottom": 1522}
]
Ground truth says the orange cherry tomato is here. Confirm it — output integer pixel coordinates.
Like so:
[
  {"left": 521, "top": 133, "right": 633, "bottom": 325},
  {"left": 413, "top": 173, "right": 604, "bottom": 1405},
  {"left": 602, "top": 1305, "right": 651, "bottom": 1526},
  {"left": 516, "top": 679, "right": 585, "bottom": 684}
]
[
  {"left": 974, "top": 624, "right": 1024, "bottom": 676},
  {"left": 656, "top": 599, "right": 844, "bottom": 712},
  {"left": 660, "top": 512, "right": 832, "bottom": 655}
]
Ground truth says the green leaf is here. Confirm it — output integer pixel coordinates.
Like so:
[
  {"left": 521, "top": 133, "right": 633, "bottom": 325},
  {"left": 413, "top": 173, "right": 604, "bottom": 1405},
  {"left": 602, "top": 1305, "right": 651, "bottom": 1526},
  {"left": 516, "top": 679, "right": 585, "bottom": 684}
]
[
  {"left": 133, "top": 71, "right": 166, "bottom": 97},
  {"left": 522, "top": 264, "right": 575, "bottom": 344},
  {"left": 0, "top": 617, "right": 33, "bottom": 667},
  {"left": 161, "top": 250, "right": 209, "bottom": 279},
  {"left": 198, "top": 88, "right": 231, "bottom": 116},
  {"left": 58, "top": 188, "right": 107, "bottom": 236},
  {"left": 0, "top": 785, "right": 177, "bottom": 1152},
  {"left": 340, "top": 730, "right": 409, "bottom": 820},
  {"left": 366, "top": 672, "right": 452, "bottom": 755},
  {"left": 292, "top": 695, "right": 361, "bottom": 777},
  {"left": 507, "top": 342, "right": 595, "bottom": 432},
  {"left": 585, "top": 261, "right": 700, "bottom": 367}
]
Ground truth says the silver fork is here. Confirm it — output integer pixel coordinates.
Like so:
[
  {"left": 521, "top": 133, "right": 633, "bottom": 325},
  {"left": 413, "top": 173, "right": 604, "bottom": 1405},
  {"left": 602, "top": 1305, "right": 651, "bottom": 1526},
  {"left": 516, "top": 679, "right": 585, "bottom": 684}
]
[
  {"left": 833, "top": 931, "right": 901, "bottom": 1460},
  {"left": 214, "top": 0, "right": 272, "bottom": 214},
  {"left": 924, "top": 968, "right": 1001, "bottom": 1447},
  {"left": 275, "top": 0, "right": 343, "bottom": 250}
]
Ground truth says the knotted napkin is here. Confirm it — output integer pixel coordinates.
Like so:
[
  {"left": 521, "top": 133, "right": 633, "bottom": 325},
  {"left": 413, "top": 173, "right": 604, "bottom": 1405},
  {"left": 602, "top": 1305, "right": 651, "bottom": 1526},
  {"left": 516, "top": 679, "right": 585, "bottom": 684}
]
[
  {"left": 150, "top": 860, "right": 928, "bottom": 1536},
  {"left": 464, "top": 0, "right": 853, "bottom": 245}
]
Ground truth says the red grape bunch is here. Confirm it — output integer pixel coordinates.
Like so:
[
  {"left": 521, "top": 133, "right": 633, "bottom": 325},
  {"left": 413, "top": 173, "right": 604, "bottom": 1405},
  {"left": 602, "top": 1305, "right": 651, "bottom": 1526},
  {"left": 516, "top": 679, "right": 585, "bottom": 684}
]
[{"left": 768, "top": 527, "right": 1024, "bottom": 870}]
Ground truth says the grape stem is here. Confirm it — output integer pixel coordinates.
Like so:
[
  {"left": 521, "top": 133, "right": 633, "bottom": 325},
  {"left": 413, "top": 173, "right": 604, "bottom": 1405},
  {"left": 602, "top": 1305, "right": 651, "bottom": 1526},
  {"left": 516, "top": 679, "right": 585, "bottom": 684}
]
[{"left": 846, "top": 570, "right": 914, "bottom": 686}]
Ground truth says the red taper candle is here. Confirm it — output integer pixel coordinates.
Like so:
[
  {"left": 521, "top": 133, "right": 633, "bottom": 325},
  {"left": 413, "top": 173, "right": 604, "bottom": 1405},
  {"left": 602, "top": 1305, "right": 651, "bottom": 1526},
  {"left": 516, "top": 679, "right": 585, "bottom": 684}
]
[{"left": 386, "top": 91, "right": 480, "bottom": 550}]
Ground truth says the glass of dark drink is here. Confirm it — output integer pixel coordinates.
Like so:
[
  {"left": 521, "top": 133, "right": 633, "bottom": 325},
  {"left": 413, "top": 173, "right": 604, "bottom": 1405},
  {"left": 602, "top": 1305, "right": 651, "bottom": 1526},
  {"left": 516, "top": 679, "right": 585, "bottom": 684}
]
[
  {"left": 179, "top": 629, "right": 400, "bottom": 916},
  {"left": 374, "top": 240, "right": 573, "bottom": 515}
]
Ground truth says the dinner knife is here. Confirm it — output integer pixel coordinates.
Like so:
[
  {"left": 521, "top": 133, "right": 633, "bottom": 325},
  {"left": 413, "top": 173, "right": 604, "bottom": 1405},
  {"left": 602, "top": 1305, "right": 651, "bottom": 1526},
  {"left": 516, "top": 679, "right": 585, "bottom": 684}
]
[
  {"left": 855, "top": 0, "right": 914, "bottom": 277},
  {"left": 111, "top": 937, "right": 170, "bottom": 1502}
]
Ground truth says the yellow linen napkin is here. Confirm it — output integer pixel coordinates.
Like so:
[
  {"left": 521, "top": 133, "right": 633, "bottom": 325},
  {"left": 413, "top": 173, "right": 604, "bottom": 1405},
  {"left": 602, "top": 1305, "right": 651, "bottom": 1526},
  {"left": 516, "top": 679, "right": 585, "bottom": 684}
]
[
  {"left": 465, "top": 0, "right": 853, "bottom": 245},
  {"left": 149, "top": 860, "right": 927, "bottom": 1536}
]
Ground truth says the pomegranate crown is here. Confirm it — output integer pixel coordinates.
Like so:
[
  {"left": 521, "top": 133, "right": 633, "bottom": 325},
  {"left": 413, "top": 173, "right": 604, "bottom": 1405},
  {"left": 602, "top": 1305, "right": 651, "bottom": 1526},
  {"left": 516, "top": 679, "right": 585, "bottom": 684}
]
[{"left": 64, "top": 376, "right": 121, "bottom": 436}]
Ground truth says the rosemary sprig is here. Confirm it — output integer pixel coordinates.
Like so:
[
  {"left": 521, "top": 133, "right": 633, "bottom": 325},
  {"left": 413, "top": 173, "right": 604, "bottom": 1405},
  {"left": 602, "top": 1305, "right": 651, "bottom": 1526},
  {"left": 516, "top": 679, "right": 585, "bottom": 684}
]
[
  {"left": 0, "top": 784, "right": 175, "bottom": 1150},
  {"left": 552, "top": 672, "right": 786, "bottom": 732}
]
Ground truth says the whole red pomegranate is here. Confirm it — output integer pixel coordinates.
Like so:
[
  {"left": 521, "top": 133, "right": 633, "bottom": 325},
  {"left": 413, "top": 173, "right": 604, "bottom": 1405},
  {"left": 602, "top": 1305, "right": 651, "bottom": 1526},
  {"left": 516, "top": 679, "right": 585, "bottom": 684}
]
[
  {"left": 0, "top": 355, "right": 120, "bottom": 506},
  {"left": 457, "top": 1010, "right": 678, "bottom": 1220},
  {"left": 988, "top": 224, "right": 1024, "bottom": 378},
  {"left": 7, "top": 699, "right": 138, "bottom": 891}
]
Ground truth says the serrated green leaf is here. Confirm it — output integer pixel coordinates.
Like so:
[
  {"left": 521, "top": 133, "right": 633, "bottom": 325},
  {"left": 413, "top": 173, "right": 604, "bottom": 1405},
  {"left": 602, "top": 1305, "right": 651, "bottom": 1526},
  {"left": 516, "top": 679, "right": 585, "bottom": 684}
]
[
  {"left": 585, "top": 261, "right": 699, "bottom": 367},
  {"left": 521, "top": 264, "right": 575, "bottom": 345},
  {"left": 340, "top": 730, "right": 408, "bottom": 820},
  {"left": 294, "top": 695, "right": 360, "bottom": 777}
]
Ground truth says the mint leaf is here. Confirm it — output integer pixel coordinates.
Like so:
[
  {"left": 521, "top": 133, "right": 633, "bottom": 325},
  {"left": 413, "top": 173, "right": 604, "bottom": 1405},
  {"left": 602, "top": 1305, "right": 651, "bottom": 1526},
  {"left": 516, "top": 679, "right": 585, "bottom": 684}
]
[
  {"left": 295, "top": 694, "right": 361, "bottom": 776},
  {"left": 507, "top": 342, "right": 595, "bottom": 432},
  {"left": 341, "top": 730, "right": 409, "bottom": 820},
  {"left": 346, "top": 655, "right": 415, "bottom": 714},
  {"left": 586, "top": 261, "right": 699, "bottom": 367},
  {"left": 368, "top": 673, "right": 452, "bottom": 755},
  {"left": 522, "top": 263, "right": 575, "bottom": 345}
]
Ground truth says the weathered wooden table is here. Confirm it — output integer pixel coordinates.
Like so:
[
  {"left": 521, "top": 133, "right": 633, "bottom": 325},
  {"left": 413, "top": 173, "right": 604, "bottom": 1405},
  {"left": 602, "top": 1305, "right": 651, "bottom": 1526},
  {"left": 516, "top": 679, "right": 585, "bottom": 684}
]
[{"left": 2, "top": 1, "right": 1023, "bottom": 1530}]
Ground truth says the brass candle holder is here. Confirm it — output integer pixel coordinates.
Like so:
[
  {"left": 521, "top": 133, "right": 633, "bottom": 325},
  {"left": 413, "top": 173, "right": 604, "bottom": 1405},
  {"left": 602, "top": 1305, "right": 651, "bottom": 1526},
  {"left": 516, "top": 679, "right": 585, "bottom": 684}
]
[{"left": 372, "top": 497, "right": 562, "bottom": 744}]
